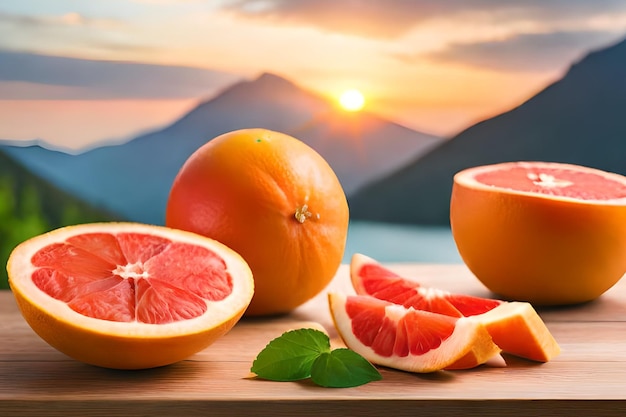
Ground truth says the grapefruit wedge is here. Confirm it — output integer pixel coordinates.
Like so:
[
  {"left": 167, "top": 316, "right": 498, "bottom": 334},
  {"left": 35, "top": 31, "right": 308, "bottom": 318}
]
[
  {"left": 351, "top": 253, "right": 560, "bottom": 362},
  {"left": 329, "top": 293, "right": 500, "bottom": 373},
  {"left": 7, "top": 222, "right": 254, "bottom": 369}
]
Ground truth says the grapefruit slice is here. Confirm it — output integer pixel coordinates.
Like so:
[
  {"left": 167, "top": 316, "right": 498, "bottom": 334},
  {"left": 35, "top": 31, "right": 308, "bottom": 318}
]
[
  {"left": 351, "top": 253, "right": 560, "bottom": 362},
  {"left": 7, "top": 222, "right": 254, "bottom": 370},
  {"left": 451, "top": 161, "right": 626, "bottom": 305},
  {"left": 328, "top": 293, "right": 500, "bottom": 373}
]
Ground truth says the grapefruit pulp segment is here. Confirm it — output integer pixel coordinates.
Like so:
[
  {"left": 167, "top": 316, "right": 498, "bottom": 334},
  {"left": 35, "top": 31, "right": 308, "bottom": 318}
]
[
  {"left": 328, "top": 293, "right": 500, "bottom": 373},
  {"left": 350, "top": 253, "right": 560, "bottom": 362}
]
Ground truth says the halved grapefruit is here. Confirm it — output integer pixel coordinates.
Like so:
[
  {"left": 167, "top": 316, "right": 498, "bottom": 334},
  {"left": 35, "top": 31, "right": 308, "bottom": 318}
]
[
  {"left": 451, "top": 161, "right": 626, "bottom": 305},
  {"left": 351, "top": 253, "right": 560, "bottom": 362},
  {"left": 7, "top": 222, "right": 254, "bottom": 369},
  {"left": 328, "top": 293, "right": 500, "bottom": 373}
]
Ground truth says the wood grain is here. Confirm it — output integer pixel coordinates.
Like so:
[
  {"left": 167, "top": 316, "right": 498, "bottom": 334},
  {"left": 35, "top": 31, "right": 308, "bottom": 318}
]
[{"left": 1, "top": 264, "right": 625, "bottom": 416}]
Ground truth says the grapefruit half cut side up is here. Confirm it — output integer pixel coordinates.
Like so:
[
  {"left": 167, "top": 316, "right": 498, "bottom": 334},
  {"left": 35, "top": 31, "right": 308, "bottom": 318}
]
[
  {"left": 328, "top": 293, "right": 500, "bottom": 373},
  {"left": 450, "top": 161, "right": 626, "bottom": 305},
  {"left": 351, "top": 253, "right": 560, "bottom": 362},
  {"left": 7, "top": 222, "right": 254, "bottom": 370}
]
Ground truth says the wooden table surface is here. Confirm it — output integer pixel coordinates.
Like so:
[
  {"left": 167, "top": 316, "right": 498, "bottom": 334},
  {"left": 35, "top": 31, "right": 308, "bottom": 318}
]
[{"left": 2, "top": 263, "right": 626, "bottom": 417}]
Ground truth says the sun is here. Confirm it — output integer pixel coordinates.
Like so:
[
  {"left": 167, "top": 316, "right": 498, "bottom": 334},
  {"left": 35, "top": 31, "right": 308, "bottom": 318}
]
[{"left": 338, "top": 89, "right": 366, "bottom": 112}]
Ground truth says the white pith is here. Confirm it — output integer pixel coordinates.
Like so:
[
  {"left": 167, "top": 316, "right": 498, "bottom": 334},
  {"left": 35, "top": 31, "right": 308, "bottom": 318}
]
[
  {"left": 8, "top": 222, "right": 254, "bottom": 338},
  {"left": 418, "top": 286, "right": 451, "bottom": 298},
  {"left": 455, "top": 161, "right": 626, "bottom": 204},
  {"left": 113, "top": 262, "right": 150, "bottom": 280},
  {"left": 526, "top": 172, "right": 573, "bottom": 188}
]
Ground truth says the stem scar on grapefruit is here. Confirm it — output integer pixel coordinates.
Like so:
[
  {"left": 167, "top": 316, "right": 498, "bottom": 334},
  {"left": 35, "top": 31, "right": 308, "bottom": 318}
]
[
  {"left": 166, "top": 128, "right": 349, "bottom": 316},
  {"left": 7, "top": 222, "right": 254, "bottom": 370},
  {"left": 328, "top": 293, "right": 500, "bottom": 373},
  {"left": 450, "top": 161, "right": 626, "bottom": 305},
  {"left": 350, "top": 253, "right": 560, "bottom": 363}
]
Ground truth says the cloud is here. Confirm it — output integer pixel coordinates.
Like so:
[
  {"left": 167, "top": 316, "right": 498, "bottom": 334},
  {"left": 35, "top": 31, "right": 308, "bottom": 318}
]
[
  {"left": 0, "top": 11, "right": 122, "bottom": 29},
  {"left": 219, "top": 0, "right": 433, "bottom": 38},
  {"left": 130, "top": 0, "right": 205, "bottom": 3},
  {"left": 414, "top": 30, "right": 625, "bottom": 72},
  {"left": 219, "top": 0, "right": 626, "bottom": 39},
  {"left": 0, "top": 12, "right": 45, "bottom": 27},
  {"left": 0, "top": 50, "right": 241, "bottom": 99}
]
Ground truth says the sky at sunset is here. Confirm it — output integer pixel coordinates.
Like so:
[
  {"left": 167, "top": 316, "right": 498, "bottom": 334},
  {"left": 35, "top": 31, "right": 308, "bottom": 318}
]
[{"left": 2, "top": 0, "right": 626, "bottom": 150}]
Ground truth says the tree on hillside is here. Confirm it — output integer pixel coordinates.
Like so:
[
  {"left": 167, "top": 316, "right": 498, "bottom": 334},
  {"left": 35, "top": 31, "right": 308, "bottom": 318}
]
[{"left": 0, "top": 164, "right": 121, "bottom": 289}]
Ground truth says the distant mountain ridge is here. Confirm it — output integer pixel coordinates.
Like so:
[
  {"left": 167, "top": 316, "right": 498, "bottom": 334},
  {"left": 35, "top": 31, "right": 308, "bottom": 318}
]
[
  {"left": 349, "top": 36, "right": 626, "bottom": 225},
  {"left": 1, "top": 72, "right": 441, "bottom": 225}
]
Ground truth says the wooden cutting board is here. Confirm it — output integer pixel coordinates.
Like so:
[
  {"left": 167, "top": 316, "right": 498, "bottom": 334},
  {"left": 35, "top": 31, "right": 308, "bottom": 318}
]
[{"left": 1, "top": 263, "right": 626, "bottom": 416}]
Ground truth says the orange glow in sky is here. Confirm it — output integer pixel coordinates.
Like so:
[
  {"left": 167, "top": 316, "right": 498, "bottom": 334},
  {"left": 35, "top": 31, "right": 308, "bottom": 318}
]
[
  {"left": 1, "top": 1, "right": 625, "bottom": 148},
  {"left": 0, "top": 100, "right": 198, "bottom": 151}
]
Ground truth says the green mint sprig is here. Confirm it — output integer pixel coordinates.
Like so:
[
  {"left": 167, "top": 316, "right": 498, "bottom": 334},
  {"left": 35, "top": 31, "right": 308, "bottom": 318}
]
[{"left": 250, "top": 328, "right": 382, "bottom": 388}]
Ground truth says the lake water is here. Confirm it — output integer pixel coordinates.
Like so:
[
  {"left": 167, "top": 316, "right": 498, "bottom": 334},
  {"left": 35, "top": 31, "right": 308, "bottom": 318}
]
[{"left": 343, "top": 221, "right": 463, "bottom": 264}]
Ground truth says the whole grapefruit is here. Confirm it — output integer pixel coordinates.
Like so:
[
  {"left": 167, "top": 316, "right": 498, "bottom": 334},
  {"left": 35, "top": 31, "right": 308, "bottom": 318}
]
[
  {"left": 450, "top": 161, "right": 626, "bottom": 305},
  {"left": 166, "top": 129, "right": 349, "bottom": 316}
]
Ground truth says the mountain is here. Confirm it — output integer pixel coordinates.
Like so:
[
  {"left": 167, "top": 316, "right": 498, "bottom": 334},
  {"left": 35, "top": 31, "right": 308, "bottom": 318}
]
[
  {"left": 349, "top": 37, "right": 626, "bottom": 225},
  {"left": 1, "top": 73, "right": 441, "bottom": 225},
  {"left": 0, "top": 149, "right": 120, "bottom": 289}
]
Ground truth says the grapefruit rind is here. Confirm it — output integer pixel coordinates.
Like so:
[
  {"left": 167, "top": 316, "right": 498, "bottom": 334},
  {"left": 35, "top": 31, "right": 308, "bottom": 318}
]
[
  {"left": 328, "top": 293, "right": 500, "bottom": 373},
  {"left": 445, "top": 350, "right": 504, "bottom": 371},
  {"left": 7, "top": 222, "right": 255, "bottom": 369},
  {"left": 350, "top": 253, "right": 560, "bottom": 363},
  {"left": 478, "top": 302, "right": 561, "bottom": 362}
]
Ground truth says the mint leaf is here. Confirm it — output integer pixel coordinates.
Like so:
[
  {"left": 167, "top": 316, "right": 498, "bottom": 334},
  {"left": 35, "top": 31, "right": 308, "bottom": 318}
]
[
  {"left": 311, "top": 348, "right": 382, "bottom": 388},
  {"left": 251, "top": 328, "right": 331, "bottom": 381},
  {"left": 251, "top": 328, "right": 382, "bottom": 388}
]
